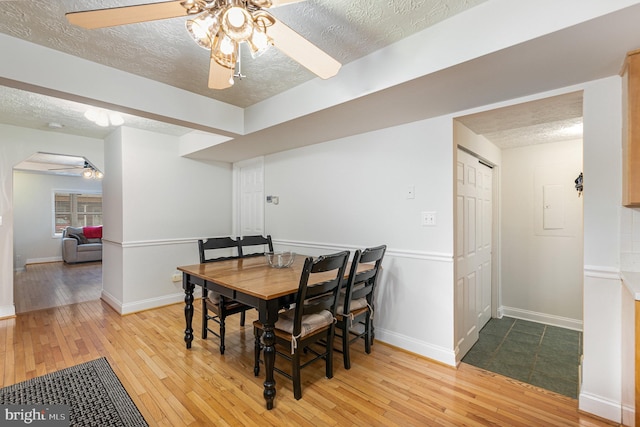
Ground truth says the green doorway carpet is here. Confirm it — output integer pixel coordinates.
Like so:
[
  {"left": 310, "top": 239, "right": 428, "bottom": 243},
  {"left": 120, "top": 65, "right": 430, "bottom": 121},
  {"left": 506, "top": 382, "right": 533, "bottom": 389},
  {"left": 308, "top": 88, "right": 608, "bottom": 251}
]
[{"left": 462, "top": 317, "right": 582, "bottom": 399}]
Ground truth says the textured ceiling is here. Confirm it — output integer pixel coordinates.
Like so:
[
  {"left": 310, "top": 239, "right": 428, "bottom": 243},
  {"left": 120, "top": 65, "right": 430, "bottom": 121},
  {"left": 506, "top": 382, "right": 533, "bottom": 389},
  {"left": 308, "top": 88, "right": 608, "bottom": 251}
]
[
  {"left": 0, "top": 0, "right": 594, "bottom": 152},
  {"left": 0, "top": 85, "right": 194, "bottom": 139},
  {"left": 0, "top": 0, "right": 487, "bottom": 108},
  {"left": 456, "top": 92, "right": 584, "bottom": 149}
]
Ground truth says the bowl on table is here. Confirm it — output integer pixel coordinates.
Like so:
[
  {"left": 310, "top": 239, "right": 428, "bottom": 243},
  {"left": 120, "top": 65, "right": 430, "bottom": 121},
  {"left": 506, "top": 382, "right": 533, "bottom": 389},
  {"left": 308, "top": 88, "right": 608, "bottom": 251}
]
[{"left": 265, "top": 251, "right": 296, "bottom": 268}]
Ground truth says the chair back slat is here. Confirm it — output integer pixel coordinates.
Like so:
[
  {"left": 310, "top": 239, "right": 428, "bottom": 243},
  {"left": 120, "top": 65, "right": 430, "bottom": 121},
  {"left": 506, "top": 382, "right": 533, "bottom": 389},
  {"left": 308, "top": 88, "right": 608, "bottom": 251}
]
[
  {"left": 198, "top": 237, "right": 241, "bottom": 263},
  {"left": 359, "top": 245, "right": 386, "bottom": 264},
  {"left": 238, "top": 235, "right": 274, "bottom": 257},
  {"left": 291, "top": 251, "right": 350, "bottom": 336},
  {"left": 342, "top": 245, "right": 386, "bottom": 314}
]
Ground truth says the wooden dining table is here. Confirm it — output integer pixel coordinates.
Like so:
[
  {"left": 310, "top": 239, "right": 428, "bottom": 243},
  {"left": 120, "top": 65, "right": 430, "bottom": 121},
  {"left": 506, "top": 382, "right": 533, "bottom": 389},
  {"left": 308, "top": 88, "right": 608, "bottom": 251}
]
[{"left": 178, "top": 254, "right": 363, "bottom": 410}]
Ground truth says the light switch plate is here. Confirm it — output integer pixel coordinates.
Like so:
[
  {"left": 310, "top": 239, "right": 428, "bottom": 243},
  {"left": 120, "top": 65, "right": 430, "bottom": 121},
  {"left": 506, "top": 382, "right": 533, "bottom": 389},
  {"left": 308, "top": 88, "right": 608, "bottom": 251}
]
[{"left": 407, "top": 186, "right": 415, "bottom": 199}]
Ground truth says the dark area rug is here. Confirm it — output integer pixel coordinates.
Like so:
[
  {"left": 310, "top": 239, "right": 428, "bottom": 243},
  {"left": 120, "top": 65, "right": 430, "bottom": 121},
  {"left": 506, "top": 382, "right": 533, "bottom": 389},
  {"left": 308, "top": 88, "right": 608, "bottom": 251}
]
[{"left": 0, "top": 357, "right": 148, "bottom": 426}]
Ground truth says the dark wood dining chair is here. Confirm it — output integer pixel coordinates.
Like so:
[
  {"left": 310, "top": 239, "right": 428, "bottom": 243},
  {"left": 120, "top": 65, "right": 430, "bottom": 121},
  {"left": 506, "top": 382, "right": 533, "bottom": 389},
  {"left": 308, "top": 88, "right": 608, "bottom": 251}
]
[
  {"left": 237, "top": 235, "right": 273, "bottom": 257},
  {"left": 253, "top": 250, "right": 350, "bottom": 400},
  {"left": 335, "top": 244, "right": 386, "bottom": 369},
  {"left": 198, "top": 236, "right": 239, "bottom": 264},
  {"left": 198, "top": 237, "right": 252, "bottom": 354}
]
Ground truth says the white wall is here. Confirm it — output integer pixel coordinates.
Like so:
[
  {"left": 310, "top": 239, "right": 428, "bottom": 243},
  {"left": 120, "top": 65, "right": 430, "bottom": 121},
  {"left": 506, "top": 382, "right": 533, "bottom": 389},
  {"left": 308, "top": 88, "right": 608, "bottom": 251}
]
[
  {"left": 0, "top": 124, "right": 103, "bottom": 318},
  {"left": 13, "top": 171, "right": 102, "bottom": 268},
  {"left": 500, "top": 139, "right": 584, "bottom": 327},
  {"left": 264, "top": 116, "right": 458, "bottom": 364},
  {"left": 580, "top": 76, "right": 623, "bottom": 422},
  {"left": 102, "top": 126, "right": 233, "bottom": 314}
]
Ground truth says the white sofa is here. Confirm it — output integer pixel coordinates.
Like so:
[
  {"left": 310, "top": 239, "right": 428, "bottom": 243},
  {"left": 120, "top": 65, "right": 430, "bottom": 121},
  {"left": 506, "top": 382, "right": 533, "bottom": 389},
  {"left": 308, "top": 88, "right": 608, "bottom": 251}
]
[{"left": 61, "top": 226, "right": 102, "bottom": 264}]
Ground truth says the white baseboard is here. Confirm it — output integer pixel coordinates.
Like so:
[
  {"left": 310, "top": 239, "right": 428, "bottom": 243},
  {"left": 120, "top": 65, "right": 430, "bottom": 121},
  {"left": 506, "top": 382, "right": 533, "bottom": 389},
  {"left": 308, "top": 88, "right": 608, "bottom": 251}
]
[
  {"left": 375, "top": 327, "right": 457, "bottom": 367},
  {"left": 579, "top": 391, "right": 621, "bottom": 424},
  {"left": 102, "top": 289, "right": 202, "bottom": 315},
  {"left": 25, "top": 256, "right": 63, "bottom": 265},
  {"left": 121, "top": 292, "right": 186, "bottom": 315},
  {"left": 100, "top": 290, "right": 123, "bottom": 314},
  {"left": 500, "top": 306, "right": 583, "bottom": 331},
  {"left": 0, "top": 304, "right": 16, "bottom": 319},
  {"left": 14, "top": 256, "right": 64, "bottom": 272}
]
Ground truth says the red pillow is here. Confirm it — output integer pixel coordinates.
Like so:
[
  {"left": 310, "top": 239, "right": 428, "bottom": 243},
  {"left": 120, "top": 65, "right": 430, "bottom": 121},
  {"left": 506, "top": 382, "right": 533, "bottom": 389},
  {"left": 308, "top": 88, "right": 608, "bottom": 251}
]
[{"left": 83, "top": 226, "right": 102, "bottom": 239}]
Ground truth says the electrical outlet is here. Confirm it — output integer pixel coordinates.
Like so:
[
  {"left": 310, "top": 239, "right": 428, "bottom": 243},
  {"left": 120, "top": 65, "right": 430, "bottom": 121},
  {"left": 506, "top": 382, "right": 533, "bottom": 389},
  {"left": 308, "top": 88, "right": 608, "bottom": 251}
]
[
  {"left": 171, "top": 271, "right": 182, "bottom": 282},
  {"left": 421, "top": 211, "right": 436, "bottom": 226}
]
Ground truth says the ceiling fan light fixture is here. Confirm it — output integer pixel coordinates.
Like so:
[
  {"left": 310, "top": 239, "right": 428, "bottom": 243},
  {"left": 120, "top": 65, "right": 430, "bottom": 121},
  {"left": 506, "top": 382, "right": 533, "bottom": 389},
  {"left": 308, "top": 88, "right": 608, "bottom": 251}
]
[
  {"left": 212, "top": 28, "right": 238, "bottom": 69},
  {"left": 95, "top": 110, "right": 110, "bottom": 127},
  {"left": 186, "top": 12, "right": 218, "bottom": 49},
  {"left": 221, "top": 6, "right": 253, "bottom": 41},
  {"left": 81, "top": 160, "right": 103, "bottom": 180},
  {"left": 181, "top": 0, "right": 205, "bottom": 14},
  {"left": 82, "top": 167, "right": 95, "bottom": 179},
  {"left": 65, "top": 0, "right": 343, "bottom": 91},
  {"left": 84, "top": 108, "right": 99, "bottom": 122},
  {"left": 108, "top": 112, "right": 124, "bottom": 126},
  {"left": 84, "top": 107, "right": 124, "bottom": 127},
  {"left": 248, "top": 26, "right": 270, "bottom": 58}
]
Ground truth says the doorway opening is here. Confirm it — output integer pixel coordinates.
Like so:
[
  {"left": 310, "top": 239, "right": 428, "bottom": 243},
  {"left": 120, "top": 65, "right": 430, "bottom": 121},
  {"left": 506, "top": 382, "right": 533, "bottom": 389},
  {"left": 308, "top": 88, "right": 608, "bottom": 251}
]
[
  {"left": 453, "top": 91, "right": 584, "bottom": 397},
  {"left": 12, "top": 153, "right": 104, "bottom": 313}
]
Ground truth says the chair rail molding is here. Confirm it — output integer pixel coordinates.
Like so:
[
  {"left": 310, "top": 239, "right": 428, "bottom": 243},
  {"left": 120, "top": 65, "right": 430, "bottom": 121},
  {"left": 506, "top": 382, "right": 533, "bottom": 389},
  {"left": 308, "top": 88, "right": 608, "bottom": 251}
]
[
  {"left": 273, "top": 239, "right": 453, "bottom": 263},
  {"left": 104, "top": 237, "right": 202, "bottom": 248},
  {"left": 583, "top": 265, "right": 620, "bottom": 280},
  {"left": 104, "top": 237, "right": 455, "bottom": 264}
]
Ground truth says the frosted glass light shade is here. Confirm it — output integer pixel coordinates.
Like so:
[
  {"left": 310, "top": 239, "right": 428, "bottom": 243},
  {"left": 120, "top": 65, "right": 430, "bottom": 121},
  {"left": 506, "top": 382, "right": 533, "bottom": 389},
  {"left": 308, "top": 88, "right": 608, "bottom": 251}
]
[{"left": 186, "top": 13, "right": 218, "bottom": 49}]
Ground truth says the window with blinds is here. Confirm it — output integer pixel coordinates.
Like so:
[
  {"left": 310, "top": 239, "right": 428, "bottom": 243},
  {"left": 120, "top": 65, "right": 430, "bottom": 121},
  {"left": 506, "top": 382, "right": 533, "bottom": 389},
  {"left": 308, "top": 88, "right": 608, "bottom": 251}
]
[{"left": 54, "top": 192, "right": 102, "bottom": 234}]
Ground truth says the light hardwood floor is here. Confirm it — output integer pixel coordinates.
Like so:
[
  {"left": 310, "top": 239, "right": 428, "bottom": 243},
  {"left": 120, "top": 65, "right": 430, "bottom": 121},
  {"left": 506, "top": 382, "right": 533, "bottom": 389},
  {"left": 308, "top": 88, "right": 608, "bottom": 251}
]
[
  {"left": 4, "top": 264, "right": 618, "bottom": 426},
  {"left": 13, "top": 261, "right": 102, "bottom": 313}
]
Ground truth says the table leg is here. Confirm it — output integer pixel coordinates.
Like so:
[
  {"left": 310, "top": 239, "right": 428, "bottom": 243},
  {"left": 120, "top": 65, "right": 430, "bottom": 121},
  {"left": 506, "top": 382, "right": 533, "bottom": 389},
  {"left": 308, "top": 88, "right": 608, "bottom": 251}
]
[
  {"left": 259, "top": 302, "right": 280, "bottom": 410},
  {"left": 183, "top": 274, "right": 194, "bottom": 349},
  {"left": 262, "top": 323, "right": 276, "bottom": 410}
]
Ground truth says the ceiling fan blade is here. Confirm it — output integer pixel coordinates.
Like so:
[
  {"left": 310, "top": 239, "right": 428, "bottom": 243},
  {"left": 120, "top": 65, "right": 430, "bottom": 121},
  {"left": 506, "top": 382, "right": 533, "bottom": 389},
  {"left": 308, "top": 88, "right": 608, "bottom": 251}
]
[
  {"left": 250, "top": 0, "right": 304, "bottom": 8},
  {"left": 66, "top": 1, "right": 189, "bottom": 29},
  {"left": 268, "top": 17, "right": 341, "bottom": 80},
  {"left": 208, "top": 59, "right": 234, "bottom": 90},
  {"left": 270, "top": 0, "right": 306, "bottom": 6}
]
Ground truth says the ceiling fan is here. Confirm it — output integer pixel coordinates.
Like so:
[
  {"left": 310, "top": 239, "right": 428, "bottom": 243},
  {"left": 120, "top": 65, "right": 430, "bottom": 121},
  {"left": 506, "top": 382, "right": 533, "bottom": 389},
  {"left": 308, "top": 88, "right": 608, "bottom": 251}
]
[
  {"left": 65, "top": 0, "right": 342, "bottom": 89},
  {"left": 48, "top": 161, "right": 104, "bottom": 179}
]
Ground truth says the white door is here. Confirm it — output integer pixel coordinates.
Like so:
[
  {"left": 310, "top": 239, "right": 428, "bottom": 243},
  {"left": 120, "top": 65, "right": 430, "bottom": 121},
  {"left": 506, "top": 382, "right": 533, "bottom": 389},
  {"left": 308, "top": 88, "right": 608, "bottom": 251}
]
[
  {"left": 233, "top": 157, "right": 265, "bottom": 237},
  {"left": 455, "top": 148, "right": 493, "bottom": 360}
]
